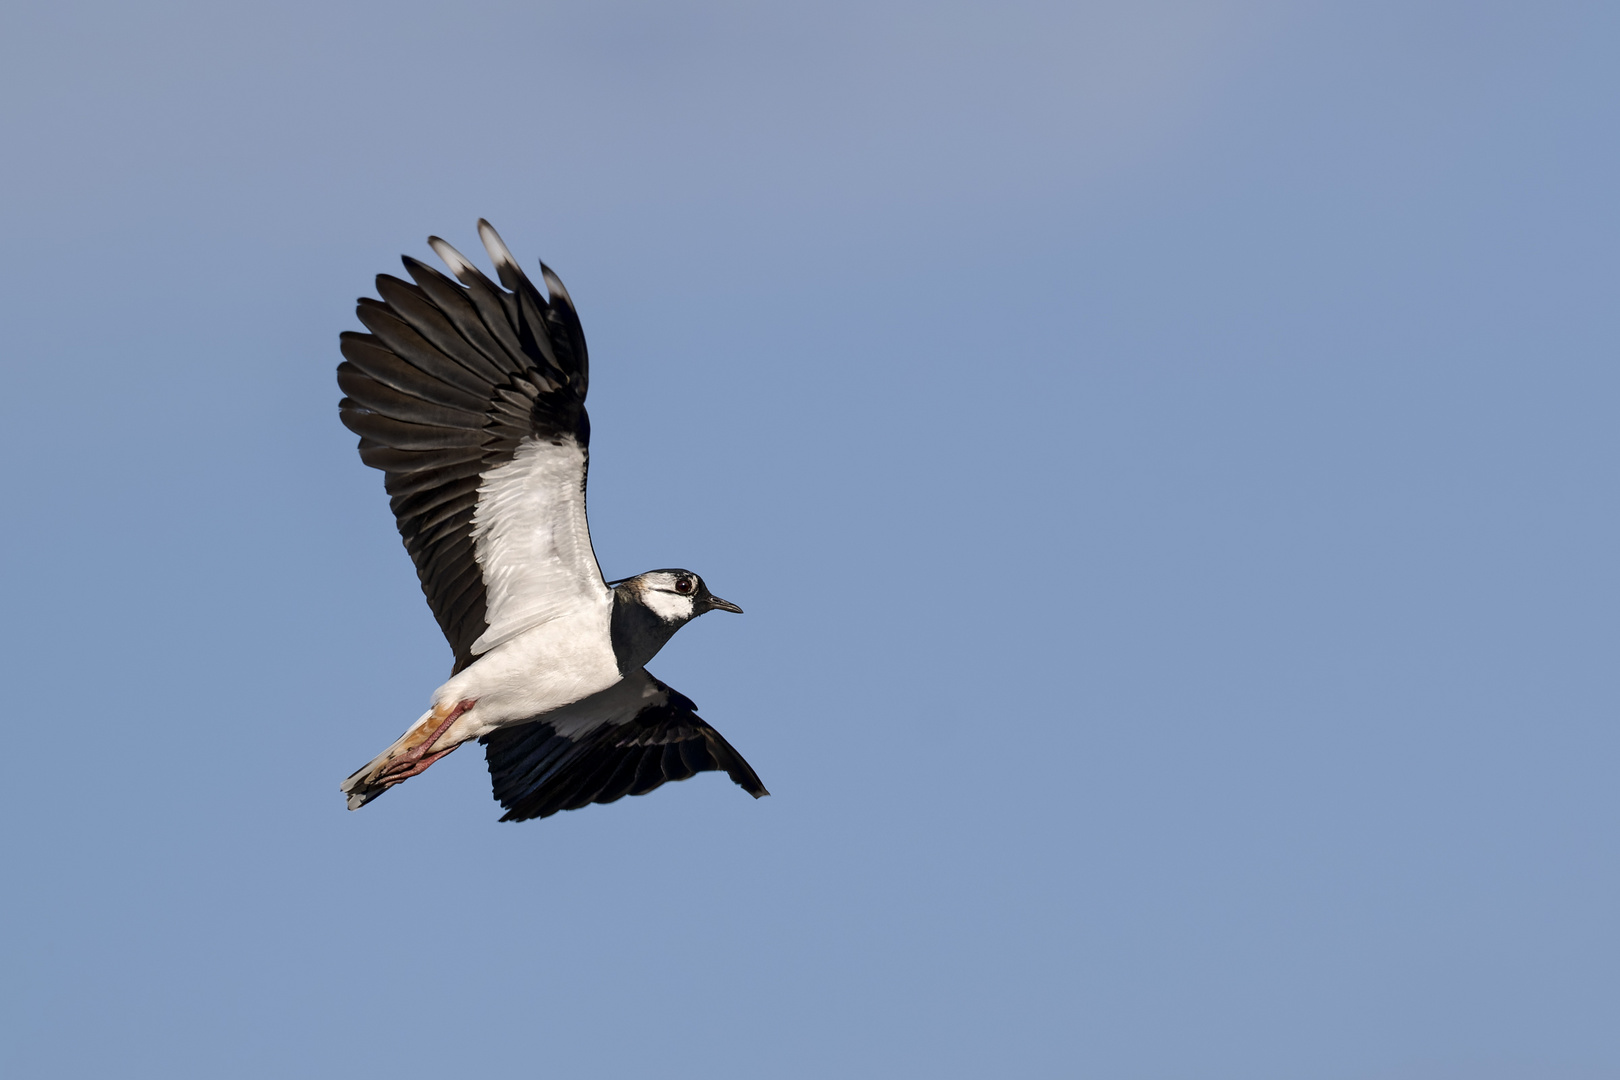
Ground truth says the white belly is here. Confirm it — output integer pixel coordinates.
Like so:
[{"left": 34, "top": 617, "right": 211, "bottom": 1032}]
[{"left": 430, "top": 601, "right": 622, "bottom": 744}]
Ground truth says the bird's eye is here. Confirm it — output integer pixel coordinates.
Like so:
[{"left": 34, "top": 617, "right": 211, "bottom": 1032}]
[{"left": 675, "top": 577, "right": 694, "bottom": 594}]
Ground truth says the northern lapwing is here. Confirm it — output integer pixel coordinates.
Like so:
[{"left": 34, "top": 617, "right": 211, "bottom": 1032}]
[{"left": 336, "top": 221, "right": 766, "bottom": 821}]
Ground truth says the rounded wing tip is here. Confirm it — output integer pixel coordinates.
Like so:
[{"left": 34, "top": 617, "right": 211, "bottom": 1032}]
[
  {"left": 477, "top": 219, "right": 517, "bottom": 269},
  {"left": 427, "top": 235, "right": 477, "bottom": 281},
  {"left": 538, "top": 261, "right": 573, "bottom": 306}
]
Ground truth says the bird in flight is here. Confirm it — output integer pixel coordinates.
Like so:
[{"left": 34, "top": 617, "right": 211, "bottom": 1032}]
[{"left": 336, "top": 221, "right": 767, "bottom": 821}]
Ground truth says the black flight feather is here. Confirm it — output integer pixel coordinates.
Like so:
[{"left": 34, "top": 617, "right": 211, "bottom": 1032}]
[
  {"left": 481, "top": 678, "right": 769, "bottom": 822},
  {"left": 338, "top": 223, "right": 591, "bottom": 674}
]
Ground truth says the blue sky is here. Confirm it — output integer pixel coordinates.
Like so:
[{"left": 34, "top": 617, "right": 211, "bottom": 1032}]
[{"left": 2, "top": 2, "right": 1617, "bottom": 1077}]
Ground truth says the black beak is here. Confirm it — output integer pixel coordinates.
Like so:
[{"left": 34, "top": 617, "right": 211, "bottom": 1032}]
[{"left": 703, "top": 594, "right": 744, "bottom": 614}]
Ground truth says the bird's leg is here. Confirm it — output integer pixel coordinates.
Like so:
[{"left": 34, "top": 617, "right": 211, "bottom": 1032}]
[{"left": 374, "top": 698, "right": 477, "bottom": 787}]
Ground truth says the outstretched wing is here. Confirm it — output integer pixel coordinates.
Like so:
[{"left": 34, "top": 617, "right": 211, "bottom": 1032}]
[
  {"left": 338, "top": 221, "right": 607, "bottom": 673},
  {"left": 482, "top": 670, "right": 769, "bottom": 822}
]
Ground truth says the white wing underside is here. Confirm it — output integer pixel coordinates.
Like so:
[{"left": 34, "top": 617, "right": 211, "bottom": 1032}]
[
  {"left": 538, "top": 667, "right": 671, "bottom": 739},
  {"left": 470, "top": 435, "right": 608, "bottom": 655}
]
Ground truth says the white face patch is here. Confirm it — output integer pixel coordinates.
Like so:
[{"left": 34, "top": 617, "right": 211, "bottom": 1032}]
[{"left": 639, "top": 574, "right": 698, "bottom": 623}]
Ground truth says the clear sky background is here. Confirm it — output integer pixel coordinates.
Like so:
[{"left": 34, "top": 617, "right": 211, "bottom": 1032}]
[{"left": 2, "top": 2, "right": 1617, "bottom": 1077}]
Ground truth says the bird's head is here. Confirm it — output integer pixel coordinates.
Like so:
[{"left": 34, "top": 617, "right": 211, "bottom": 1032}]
[{"left": 614, "top": 569, "right": 743, "bottom": 626}]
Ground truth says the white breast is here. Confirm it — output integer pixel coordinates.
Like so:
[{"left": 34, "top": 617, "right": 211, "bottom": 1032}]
[{"left": 433, "top": 598, "right": 622, "bottom": 743}]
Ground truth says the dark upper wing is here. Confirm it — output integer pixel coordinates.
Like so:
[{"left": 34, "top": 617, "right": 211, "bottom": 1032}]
[
  {"left": 338, "top": 221, "right": 605, "bottom": 673},
  {"left": 481, "top": 670, "right": 769, "bottom": 822}
]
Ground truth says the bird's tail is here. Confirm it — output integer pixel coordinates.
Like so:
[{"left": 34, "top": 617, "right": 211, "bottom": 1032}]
[
  {"left": 340, "top": 703, "right": 468, "bottom": 810},
  {"left": 339, "top": 737, "right": 412, "bottom": 811}
]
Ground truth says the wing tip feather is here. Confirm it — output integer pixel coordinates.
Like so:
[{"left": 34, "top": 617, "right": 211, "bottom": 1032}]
[
  {"left": 427, "top": 235, "right": 479, "bottom": 283},
  {"left": 478, "top": 219, "right": 519, "bottom": 272}
]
